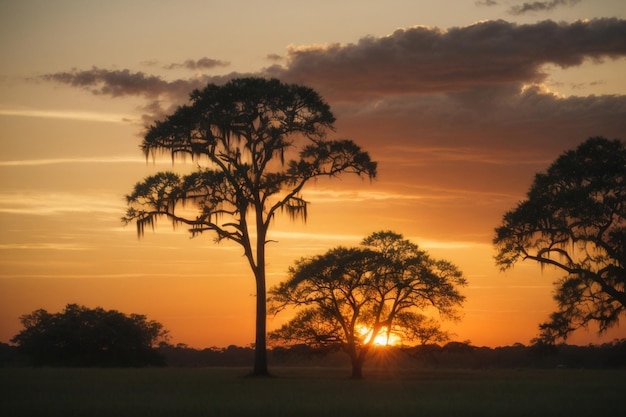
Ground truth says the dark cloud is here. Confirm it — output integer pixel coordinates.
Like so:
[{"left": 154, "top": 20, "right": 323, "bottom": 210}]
[
  {"left": 41, "top": 63, "right": 230, "bottom": 122},
  {"left": 41, "top": 67, "right": 251, "bottom": 102},
  {"left": 276, "top": 18, "right": 626, "bottom": 101},
  {"left": 40, "top": 67, "right": 252, "bottom": 122},
  {"left": 164, "top": 57, "right": 230, "bottom": 70},
  {"left": 509, "top": 0, "right": 581, "bottom": 15},
  {"left": 42, "top": 67, "right": 180, "bottom": 98}
]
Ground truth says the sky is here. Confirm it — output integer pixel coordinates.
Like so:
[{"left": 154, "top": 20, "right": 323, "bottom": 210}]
[{"left": 1, "top": 0, "right": 625, "bottom": 349}]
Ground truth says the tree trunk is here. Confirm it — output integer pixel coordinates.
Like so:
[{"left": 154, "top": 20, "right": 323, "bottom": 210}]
[
  {"left": 251, "top": 214, "right": 270, "bottom": 377},
  {"left": 349, "top": 344, "right": 371, "bottom": 379},
  {"left": 350, "top": 355, "right": 364, "bottom": 379},
  {"left": 252, "top": 270, "right": 269, "bottom": 376},
  {"left": 346, "top": 343, "right": 366, "bottom": 379}
]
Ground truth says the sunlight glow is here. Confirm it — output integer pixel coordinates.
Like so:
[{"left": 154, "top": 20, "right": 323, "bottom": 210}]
[{"left": 357, "top": 325, "right": 401, "bottom": 346}]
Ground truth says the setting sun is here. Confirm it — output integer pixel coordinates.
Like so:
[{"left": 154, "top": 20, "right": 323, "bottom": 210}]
[{"left": 358, "top": 325, "right": 402, "bottom": 346}]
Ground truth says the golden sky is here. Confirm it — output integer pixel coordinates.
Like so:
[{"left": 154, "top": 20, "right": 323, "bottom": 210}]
[{"left": 1, "top": 0, "right": 626, "bottom": 348}]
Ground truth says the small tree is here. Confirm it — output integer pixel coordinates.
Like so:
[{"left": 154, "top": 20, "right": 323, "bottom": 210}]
[
  {"left": 494, "top": 137, "right": 626, "bottom": 343},
  {"left": 123, "top": 78, "right": 377, "bottom": 376},
  {"left": 11, "top": 304, "right": 168, "bottom": 366},
  {"left": 269, "top": 231, "right": 466, "bottom": 378}
]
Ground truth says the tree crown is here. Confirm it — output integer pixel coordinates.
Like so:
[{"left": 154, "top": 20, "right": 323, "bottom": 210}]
[
  {"left": 11, "top": 304, "right": 168, "bottom": 366},
  {"left": 269, "top": 231, "right": 466, "bottom": 348},
  {"left": 124, "top": 78, "right": 377, "bottom": 246},
  {"left": 493, "top": 136, "right": 626, "bottom": 342}
]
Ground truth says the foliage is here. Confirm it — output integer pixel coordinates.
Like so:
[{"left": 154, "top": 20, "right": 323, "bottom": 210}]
[
  {"left": 122, "top": 77, "right": 376, "bottom": 375},
  {"left": 494, "top": 137, "right": 626, "bottom": 343},
  {"left": 10, "top": 304, "right": 168, "bottom": 367},
  {"left": 269, "top": 230, "right": 466, "bottom": 378}
]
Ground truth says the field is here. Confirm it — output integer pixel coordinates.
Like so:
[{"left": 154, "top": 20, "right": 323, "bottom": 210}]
[{"left": 1, "top": 367, "right": 625, "bottom": 417}]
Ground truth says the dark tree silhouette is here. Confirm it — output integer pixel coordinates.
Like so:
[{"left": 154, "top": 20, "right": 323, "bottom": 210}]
[
  {"left": 494, "top": 137, "right": 626, "bottom": 343},
  {"left": 269, "top": 231, "right": 466, "bottom": 378},
  {"left": 11, "top": 304, "right": 168, "bottom": 366},
  {"left": 123, "top": 78, "right": 377, "bottom": 376}
]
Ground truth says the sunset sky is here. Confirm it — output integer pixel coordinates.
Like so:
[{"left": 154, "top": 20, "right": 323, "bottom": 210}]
[{"left": 1, "top": 0, "right": 625, "bottom": 349}]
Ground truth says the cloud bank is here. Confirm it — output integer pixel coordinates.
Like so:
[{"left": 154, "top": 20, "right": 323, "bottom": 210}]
[
  {"left": 37, "top": 19, "right": 626, "bottom": 158},
  {"left": 275, "top": 18, "right": 626, "bottom": 100},
  {"left": 41, "top": 19, "right": 626, "bottom": 103}
]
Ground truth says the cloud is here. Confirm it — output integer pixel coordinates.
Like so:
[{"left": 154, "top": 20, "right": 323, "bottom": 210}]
[
  {"left": 302, "top": 189, "right": 428, "bottom": 203},
  {"left": 39, "top": 67, "right": 247, "bottom": 101},
  {"left": 266, "top": 53, "right": 284, "bottom": 62},
  {"left": 39, "top": 67, "right": 251, "bottom": 122},
  {"left": 277, "top": 18, "right": 626, "bottom": 100},
  {"left": 509, "top": 0, "right": 581, "bottom": 15},
  {"left": 41, "top": 67, "right": 173, "bottom": 98},
  {"left": 476, "top": 0, "right": 499, "bottom": 6},
  {"left": 38, "top": 19, "right": 626, "bottom": 144},
  {"left": 40, "top": 20, "right": 626, "bottom": 106},
  {"left": 0, "top": 108, "right": 133, "bottom": 123},
  {"left": 0, "top": 156, "right": 147, "bottom": 166},
  {"left": 334, "top": 83, "right": 626, "bottom": 155},
  {"left": 0, "top": 192, "right": 123, "bottom": 216},
  {"left": 164, "top": 57, "right": 230, "bottom": 70},
  {"left": 0, "top": 243, "right": 91, "bottom": 251}
]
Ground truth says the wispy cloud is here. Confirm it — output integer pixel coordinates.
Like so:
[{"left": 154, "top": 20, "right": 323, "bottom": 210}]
[
  {"left": 269, "top": 230, "right": 364, "bottom": 243},
  {"left": 301, "top": 189, "right": 426, "bottom": 203},
  {"left": 0, "top": 243, "right": 91, "bottom": 251},
  {"left": 509, "top": 0, "right": 581, "bottom": 15},
  {"left": 164, "top": 57, "right": 230, "bottom": 70},
  {"left": 0, "top": 156, "right": 173, "bottom": 167},
  {"left": 475, "top": 0, "right": 499, "bottom": 6},
  {"left": 0, "top": 108, "right": 133, "bottom": 123},
  {"left": 414, "top": 239, "right": 491, "bottom": 250},
  {"left": 0, "top": 192, "right": 124, "bottom": 216},
  {"left": 267, "top": 230, "right": 489, "bottom": 251},
  {"left": 380, "top": 146, "right": 553, "bottom": 166}
]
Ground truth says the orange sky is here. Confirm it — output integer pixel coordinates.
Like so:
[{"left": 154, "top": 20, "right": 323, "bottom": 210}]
[{"left": 1, "top": 0, "right": 626, "bottom": 348}]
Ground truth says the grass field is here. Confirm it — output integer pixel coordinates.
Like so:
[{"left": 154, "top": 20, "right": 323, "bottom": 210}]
[{"left": 1, "top": 366, "right": 625, "bottom": 416}]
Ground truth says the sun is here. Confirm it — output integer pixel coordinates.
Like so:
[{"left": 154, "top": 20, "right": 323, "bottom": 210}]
[{"left": 357, "top": 325, "right": 401, "bottom": 346}]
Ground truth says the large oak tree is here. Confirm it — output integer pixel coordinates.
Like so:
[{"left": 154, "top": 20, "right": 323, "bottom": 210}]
[
  {"left": 123, "top": 78, "right": 376, "bottom": 375},
  {"left": 269, "top": 231, "right": 466, "bottom": 378},
  {"left": 494, "top": 137, "right": 626, "bottom": 343}
]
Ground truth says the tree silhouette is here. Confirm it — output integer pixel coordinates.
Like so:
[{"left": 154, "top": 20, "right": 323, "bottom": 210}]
[
  {"left": 11, "top": 304, "right": 168, "bottom": 367},
  {"left": 123, "top": 78, "right": 377, "bottom": 376},
  {"left": 494, "top": 137, "right": 626, "bottom": 343},
  {"left": 269, "top": 231, "right": 466, "bottom": 378}
]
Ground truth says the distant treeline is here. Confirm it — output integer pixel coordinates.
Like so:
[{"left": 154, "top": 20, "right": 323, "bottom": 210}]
[
  {"left": 159, "top": 341, "right": 626, "bottom": 369},
  {"left": 2, "top": 340, "right": 625, "bottom": 369}
]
